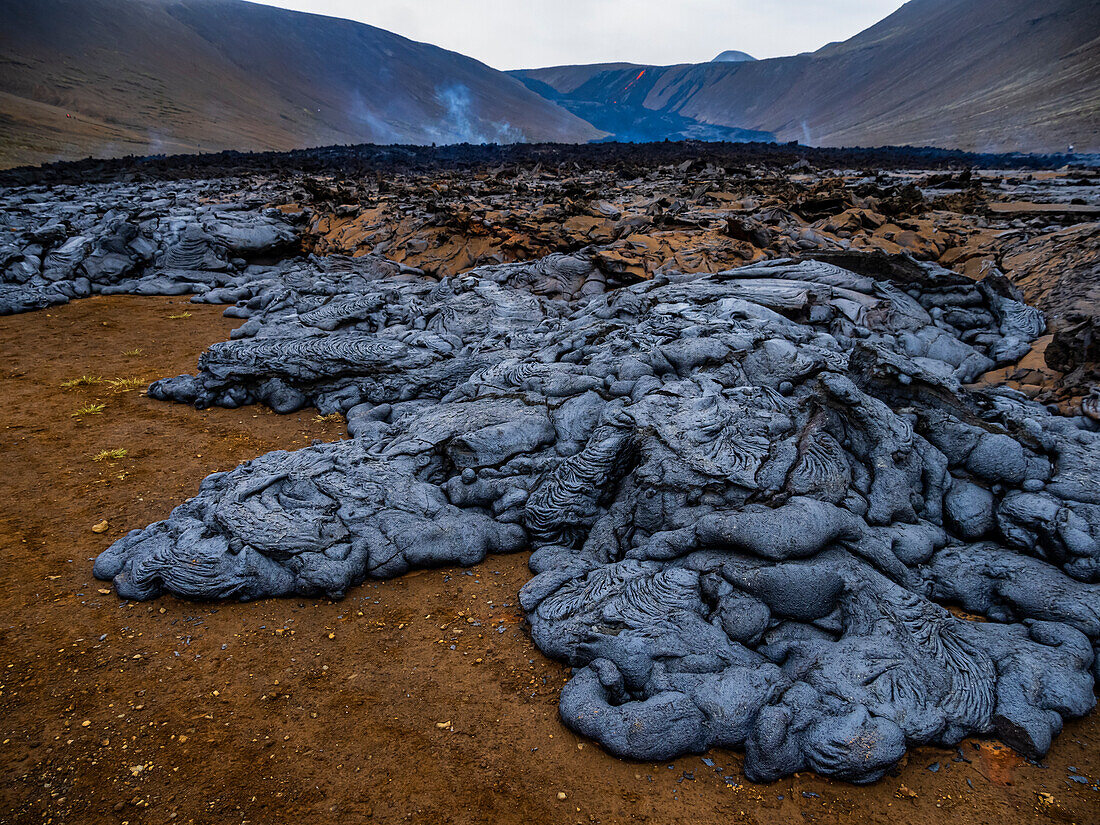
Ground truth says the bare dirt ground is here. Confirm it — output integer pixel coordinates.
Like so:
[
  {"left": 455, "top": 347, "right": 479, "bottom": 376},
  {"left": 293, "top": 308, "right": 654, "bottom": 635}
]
[{"left": 1, "top": 296, "right": 1098, "bottom": 824}]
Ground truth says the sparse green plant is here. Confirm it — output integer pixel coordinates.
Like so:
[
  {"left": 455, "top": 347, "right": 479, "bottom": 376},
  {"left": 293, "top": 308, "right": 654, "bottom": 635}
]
[
  {"left": 92, "top": 448, "right": 128, "bottom": 462},
  {"left": 313, "top": 413, "right": 343, "bottom": 423},
  {"left": 123, "top": 348, "right": 144, "bottom": 357},
  {"left": 72, "top": 402, "right": 106, "bottom": 417},
  {"left": 61, "top": 375, "right": 104, "bottom": 389},
  {"left": 107, "top": 377, "right": 147, "bottom": 392},
  {"left": 166, "top": 312, "right": 192, "bottom": 319}
]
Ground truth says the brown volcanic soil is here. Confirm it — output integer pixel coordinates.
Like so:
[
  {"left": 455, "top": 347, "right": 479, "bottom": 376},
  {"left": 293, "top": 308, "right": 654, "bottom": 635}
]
[{"left": 1, "top": 302, "right": 1099, "bottom": 821}]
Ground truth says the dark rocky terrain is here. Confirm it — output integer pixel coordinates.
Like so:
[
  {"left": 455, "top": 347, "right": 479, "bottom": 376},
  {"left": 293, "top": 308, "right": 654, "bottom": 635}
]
[
  {"left": 2, "top": 143, "right": 1099, "bottom": 810},
  {"left": 514, "top": 0, "right": 1100, "bottom": 153}
]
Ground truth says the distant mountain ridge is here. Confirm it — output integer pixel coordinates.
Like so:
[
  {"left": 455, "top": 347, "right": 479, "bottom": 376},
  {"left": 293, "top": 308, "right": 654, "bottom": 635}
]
[
  {"left": 0, "top": 0, "right": 603, "bottom": 168},
  {"left": 712, "top": 51, "right": 756, "bottom": 63},
  {"left": 513, "top": 66, "right": 774, "bottom": 145},
  {"left": 513, "top": 0, "right": 1100, "bottom": 153},
  {"left": 1, "top": 0, "right": 1097, "bottom": 167}
]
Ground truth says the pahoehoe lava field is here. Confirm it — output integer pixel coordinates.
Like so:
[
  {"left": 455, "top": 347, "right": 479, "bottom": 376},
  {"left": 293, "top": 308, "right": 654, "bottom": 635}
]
[{"left": 2, "top": 141, "right": 1100, "bottom": 823}]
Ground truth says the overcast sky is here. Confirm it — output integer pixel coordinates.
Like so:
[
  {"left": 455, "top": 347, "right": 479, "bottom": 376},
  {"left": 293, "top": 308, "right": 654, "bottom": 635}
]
[{"left": 249, "top": 1, "right": 910, "bottom": 70}]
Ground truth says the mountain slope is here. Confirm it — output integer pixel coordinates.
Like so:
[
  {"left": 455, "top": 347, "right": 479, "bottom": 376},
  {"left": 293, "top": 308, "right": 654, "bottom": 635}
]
[
  {"left": 514, "top": 66, "right": 774, "bottom": 144},
  {"left": 515, "top": 0, "right": 1100, "bottom": 153},
  {"left": 0, "top": 0, "right": 603, "bottom": 168}
]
